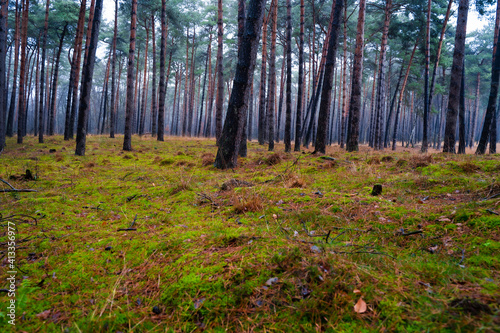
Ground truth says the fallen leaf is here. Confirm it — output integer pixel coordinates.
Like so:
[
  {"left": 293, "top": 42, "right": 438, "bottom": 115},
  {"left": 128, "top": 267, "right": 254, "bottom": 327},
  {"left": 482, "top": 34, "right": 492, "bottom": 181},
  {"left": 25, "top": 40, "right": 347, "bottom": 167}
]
[
  {"left": 353, "top": 289, "right": 362, "bottom": 294},
  {"left": 354, "top": 297, "right": 367, "bottom": 313},
  {"left": 36, "top": 309, "right": 51, "bottom": 320}
]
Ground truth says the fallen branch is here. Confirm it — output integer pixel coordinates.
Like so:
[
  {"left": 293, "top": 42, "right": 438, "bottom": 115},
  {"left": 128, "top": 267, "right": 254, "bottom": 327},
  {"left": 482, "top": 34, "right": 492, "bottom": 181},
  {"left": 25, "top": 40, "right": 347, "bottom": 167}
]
[{"left": 0, "top": 178, "right": 37, "bottom": 193}]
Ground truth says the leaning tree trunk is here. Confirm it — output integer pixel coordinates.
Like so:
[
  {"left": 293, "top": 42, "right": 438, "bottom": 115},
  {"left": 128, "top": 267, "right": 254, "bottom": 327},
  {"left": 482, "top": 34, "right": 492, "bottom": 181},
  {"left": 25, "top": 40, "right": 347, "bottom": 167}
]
[
  {"left": 215, "top": 0, "right": 224, "bottom": 145},
  {"left": 0, "top": 0, "right": 7, "bottom": 153},
  {"left": 74, "top": 0, "right": 103, "bottom": 155},
  {"left": 443, "top": 0, "right": 468, "bottom": 153},
  {"left": 314, "top": 0, "right": 344, "bottom": 154},
  {"left": 476, "top": 0, "right": 500, "bottom": 154},
  {"left": 214, "top": 0, "right": 266, "bottom": 169},
  {"left": 17, "top": 0, "right": 29, "bottom": 144},
  {"left": 345, "top": 0, "right": 366, "bottom": 152}
]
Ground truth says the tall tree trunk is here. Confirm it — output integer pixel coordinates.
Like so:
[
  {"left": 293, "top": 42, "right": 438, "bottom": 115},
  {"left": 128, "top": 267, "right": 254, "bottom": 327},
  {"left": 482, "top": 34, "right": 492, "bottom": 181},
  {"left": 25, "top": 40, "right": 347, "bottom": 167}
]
[
  {"left": 373, "top": 0, "right": 392, "bottom": 150},
  {"left": 214, "top": 0, "right": 266, "bottom": 169},
  {"left": 64, "top": 0, "right": 86, "bottom": 140},
  {"left": 469, "top": 73, "right": 480, "bottom": 147},
  {"left": 257, "top": 6, "right": 268, "bottom": 145},
  {"left": 122, "top": 0, "right": 137, "bottom": 150},
  {"left": 340, "top": 4, "right": 347, "bottom": 149},
  {"left": 422, "top": 0, "right": 431, "bottom": 152},
  {"left": 139, "top": 23, "right": 149, "bottom": 136},
  {"left": 7, "top": 0, "right": 19, "bottom": 138},
  {"left": 48, "top": 24, "right": 67, "bottom": 136},
  {"left": 294, "top": 0, "right": 305, "bottom": 151},
  {"left": 314, "top": 0, "right": 344, "bottom": 154},
  {"left": 345, "top": 0, "right": 366, "bottom": 152},
  {"left": 198, "top": 45, "right": 210, "bottom": 137},
  {"left": 284, "top": 0, "right": 292, "bottom": 152},
  {"left": 17, "top": 0, "right": 29, "bottom": 143},
  {"left": 458, "top": 62, "right": 466, "bottom": 154},
  {"left": 489, "top": 1, "right": 500, "bottom": 154},
  {"left": 157, "top": 0, "right": 167, "bottom": 141},
  {"left": 38, "top": 0, "right": 49, "bottom": 143},
  {"left": 267, "top": 0, "right": 277, "bottom": 151},
  {"left": 100, "top": 53, "right": 111, "bottom": 134},
  {"left": 0, "top": 0, "right": 7, "bottom": 152},
  {"left": 74, "top": 0, "right": 103, "bottom": 155},
  {"left": 393, "top": 40, "right": 418, "bottom": 150},
  {"left": 476, "top": 0, "right": 500, "bottom": 154},
  {"left": 215, "top": 0, "right": 224, "bottom": 145},
  {"left": 110, "top": 0, "right": 118, "bottom": 138},
  {"left": 204, "top": 30, "right": 214, "bottom": 138},
  {"left": 276, "top": 47, "right": 286, "bottom": 142},
  {"left": 443, "top": 0, "right": 468, "bottom": 153},
  {"left": 237, "top": 0, "right": 247, "bottom": 156}
]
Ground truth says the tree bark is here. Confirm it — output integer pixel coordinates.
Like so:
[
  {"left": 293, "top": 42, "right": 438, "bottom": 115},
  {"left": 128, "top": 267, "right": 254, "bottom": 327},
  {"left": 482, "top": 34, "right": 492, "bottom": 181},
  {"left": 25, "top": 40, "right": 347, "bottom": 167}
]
[
  {"left": 443, "top": 0, "right": 468, "bottom": 153},
  {"left": 75, "top": 0, "right": 103, "bottom": 155},
  {"left": 110, "top": 0, "right": 118, "bottom": 138},
  {"left": 6, "top": 0, "right": 19, "bottom": 138},
  {"left": 48, "top": 24, "right": 67, "bottom": 136},
  {"left": 157, "top": 0, "right": 167, "bottom": 141},
  {"left": 345, "top": 0, "right": 366, "bottom": 152},
  {"left": 314, "top": 0, "right": 344, "bottom": 154},
  {"left": 214, "top": 0, "right": 266, "bottom": 169},
  {"left": 215, "top": 0, "right": 224, "bottom": 145},
  {"left": 17, "top": 0, "right": 29, "bottom": 143},
  {"left": 267, "top": 0, "right": 277, "bottom": 151},
  {"left": 0, "top": 0, "right": 7, "bottom": 152},
  {"left": 458, "top": 62, "right": 466, "bottom": 154},
  {"left": 294, "top": 0, "right": 305, "bottom": 151},
  {"left": 422, "top": 0, "right": 431, "bottom": 152},
  {"left": 284, "top": 0, "right": 292, "bottom": 152},
  {"left": 257, "top": 6, "right": 269, "bottom": 145}
]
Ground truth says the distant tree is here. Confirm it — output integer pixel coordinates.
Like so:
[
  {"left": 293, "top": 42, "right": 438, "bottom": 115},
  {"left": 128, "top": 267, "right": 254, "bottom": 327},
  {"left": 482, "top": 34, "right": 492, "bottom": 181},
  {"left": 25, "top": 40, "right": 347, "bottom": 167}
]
[
  {"left": 284, "top": 0, "right": 292, "bottom": 152},
  {"left": 38, "top": 0, "right": 50, "bottom": 143},
  {"left": 443, "top": 0, "right": 468, "bottom": 153},
  {"left": 75, "top": 0, "right": 103, "bottom": 156},
  {"left": 214, "top": 0, "right": 266, "bottom": 169},
  {"left": 294, "top": 0, "right": 305, "bottom": 152},
  {"left": 17, "top": 0, "right": 29, "bottom": 144},
  {"left": 215, "top": 0, "right": 224, "bottom": 145},
  {"left": 110, "top": 0, "right": 118, "bottom": 138},
  {"left": 421, "top": 0, "right": 431, "bottom": 152},
  {"left": 157, "top": 0, "right": 167, "bottom": 141}
]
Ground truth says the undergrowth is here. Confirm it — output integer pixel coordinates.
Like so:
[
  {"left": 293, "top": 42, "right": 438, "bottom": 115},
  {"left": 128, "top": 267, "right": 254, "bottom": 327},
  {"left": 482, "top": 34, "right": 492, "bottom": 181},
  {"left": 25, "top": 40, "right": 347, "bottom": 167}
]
[{"left": 0, "top": 135, "right": 499, "bottom": 332}]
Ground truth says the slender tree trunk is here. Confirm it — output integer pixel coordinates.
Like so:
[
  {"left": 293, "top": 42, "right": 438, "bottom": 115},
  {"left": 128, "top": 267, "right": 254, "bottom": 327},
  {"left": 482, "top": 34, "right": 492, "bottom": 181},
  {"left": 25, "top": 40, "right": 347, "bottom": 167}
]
[
  {"left": 110, "top": 0, "right": 118, "bottom": 138},
  {"left": 64, "top": 0, "right": 86, "bottom": 140},
  {"left": 215, "top": 0, "right": 224, "bottom": 145},
  {"left": 340, "top": 4, "right": 347, "bottom": 149},
  {"left": 214, "top": 0, "right": 266, "bottom": 169},
  {"left": 284, "top": 0, "right": 292, "bottom": 152},
  {"left": 314, "top": 0, "right": 344, "bottom": 154},
  {"left": 17, "top": 0, "right": 29, "bottom": 143},
  {"left": 443, "top": 0, "right": 468, "bottom": 153},
  {"left": 37, "top": 0, "right": 49, "bottom": 143},
  {"left": 422, "top": 0, "right": 431, "bottom": 152},
  {"left": 157, "top": 0, "right": 167, "bottom": 141},
  {"left": 476, "top": 0, "right": 500, "bottom": 154},
  {"left": 373, "top": 0, "right": 392, "bottom": 150},
  {"left": 0, "top": 0, "right": 7, "bottom": 152},
  {"left": 294, "top": 0, "right": 305, "bottom": 151},
  {"left": 122, "top": 0, "right": 137, "bottom": 150},
  {"left": 276, "top": 47, "right": 286, "bottom": 143},
  {"left": 49, "top": 24, "right": 67, "bottom": 136},
  {"left": 258, "top": 6, "right": 269, "bottom": 145},
  {"left": 458, "top": 62, "right": 466, "bottom": 153},
  {"left": 489, "top": 1, "right": 500, "bottom": 154},
  {"left": 267, "top": 0, "right": 277, "bottom": 151},
  {"left": 198, "top": 46, "right": 210, "bottom": 137},
  {"left": 237, "top": 0, "right": 247, "bottom": 156},
  {"left": 139, "top": 23, "right": 149, "bottom": 136},
  {"left": 345, "top": 0, "right": 366, "bottom": 152},
  {"left": 100, "top": 54, "right": 111, "bottom": 134},
  {"left": 75, "top": 0, "right": 103, "bottom": 155},
  {"left": 6, "top": 0, "right": 19, "bottom": 138}
]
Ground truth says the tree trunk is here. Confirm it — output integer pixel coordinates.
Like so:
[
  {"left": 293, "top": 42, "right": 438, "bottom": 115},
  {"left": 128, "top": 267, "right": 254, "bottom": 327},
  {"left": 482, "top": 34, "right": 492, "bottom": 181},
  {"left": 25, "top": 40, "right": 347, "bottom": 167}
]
[
  {"left": 74, "top": 0, "right": 103, "bottom": 155},
  {"left": 0, "top": 0, "right": 7, "bottom": 152},
  {"left": 476, "top": 0, "right": 500, "bottom": 154},
  {"left": 267, "top": 0, "right": 277, "bottom": 151},
  {"left": 257, "top": 6, "right": 268, "bottom": 145},
  {"left": 6, "top": 0, "right": 19, "bottom": 138},
  {"left": 64, "top": 0, "right": 86, "bottom": 140},
  {"left": 17, "top": 0, "right": 29, "bottom": 144},
  {"left": 157, "top": 0, "right": 167, "bottom": 141},
  {"left": 139, "top": 23, "right": 149, "bottom": 136},
  {"left": 422, "top": 0, "right": 431, "bottom": 152},
  {"left": 443, "top": 0, "right": 468, "bottom": 153},
  {"left": 340, "top": 4, "right": 347, "bottom": 149},
  {"left": 215, "top": 0, "right": 224, "bottom": 145},
  {"left": 393, "top": 40, "right": 418, "bottom": 150},
  {"left": 294, "top": 0, "right": 305, "bottom": 151},
  {"left": 214, "top": 0, "right": 266, "bottom": 169},
  {"left": 49, "top": 24, "right": 68, "bottom": 136},
  {"left": 237, "top": 0, "right": 247, "bottom": 156},
  {"left": 110, "top": 0, "right": 118, "bottom": 138},
  {"left": 458, "top": 63, "right": 466, "bottom": 154},
  {"left": 469, "top": 74, "right": 479, "bottom": 147},
  {"left": 314, "top": 0, "right": 344, "bottom": 154},
  {"left": 373, "top": 0, "right": 392, "bottom": 151},
  {"left": 284, "top": 0, "right": 292, "bottom": 152},
  {"left": 345, "top": 0, "right": 366, "bottom": 152},
  {"left": 122, "top": 0, "right": 137, "bottom": 150}
]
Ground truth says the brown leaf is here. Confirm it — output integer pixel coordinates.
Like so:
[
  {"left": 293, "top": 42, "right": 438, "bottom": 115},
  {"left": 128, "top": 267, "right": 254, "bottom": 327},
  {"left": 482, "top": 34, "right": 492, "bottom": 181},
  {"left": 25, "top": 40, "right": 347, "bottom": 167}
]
[
  {"left": 36, "top": 309, "right": 51, "bottom": 320},
  {"left": 354, "top": 297, "right": 367, "bottom": 313},
  {"left": 353, "top": 289, "right": 362, "bottom": 294}
]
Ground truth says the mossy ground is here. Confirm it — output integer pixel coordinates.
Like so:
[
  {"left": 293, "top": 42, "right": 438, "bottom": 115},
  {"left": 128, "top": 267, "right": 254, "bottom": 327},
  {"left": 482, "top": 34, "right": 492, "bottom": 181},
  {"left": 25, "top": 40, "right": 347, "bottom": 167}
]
[{"left": 1, "top": 135, "right": 499, "bottom": 332}]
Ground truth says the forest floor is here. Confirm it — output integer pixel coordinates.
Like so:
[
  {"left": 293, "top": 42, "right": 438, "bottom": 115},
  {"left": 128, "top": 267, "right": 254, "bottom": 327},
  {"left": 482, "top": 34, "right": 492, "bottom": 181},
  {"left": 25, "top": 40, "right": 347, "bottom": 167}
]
[{"left": 0, "top": 135, "right": 499, "bottom": 332}]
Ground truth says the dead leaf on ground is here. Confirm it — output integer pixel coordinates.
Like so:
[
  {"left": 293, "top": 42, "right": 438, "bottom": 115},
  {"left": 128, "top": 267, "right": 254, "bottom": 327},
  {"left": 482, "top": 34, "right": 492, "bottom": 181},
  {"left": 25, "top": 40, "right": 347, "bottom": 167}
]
[
  {"left": 354, "top": 297, "right": 367, "bottom": 313},
  {"left": 36, "top": 309, "right": 51, "bottom": 320}
]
